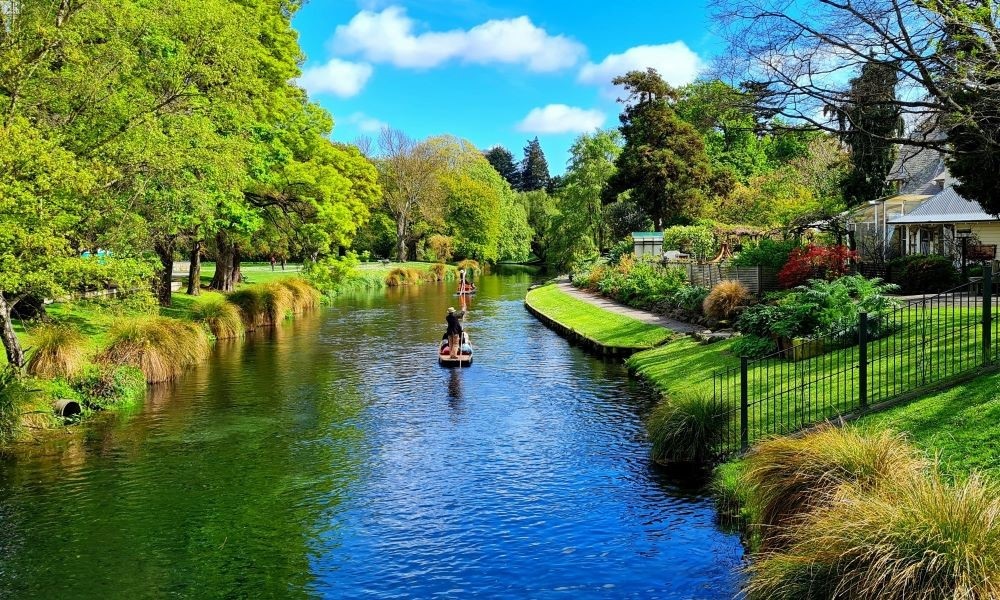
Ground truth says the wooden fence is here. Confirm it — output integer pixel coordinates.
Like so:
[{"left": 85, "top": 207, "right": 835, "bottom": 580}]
[{"left": 667, "top": 262, "right": 780, "bottom": 296}]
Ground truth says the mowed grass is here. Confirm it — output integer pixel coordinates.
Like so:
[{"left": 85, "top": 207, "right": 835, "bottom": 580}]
[
  {"left": 525, "top": 284, "right": 673, "bottom": 349},
  {"left": 198, "top": 261, "right": 302, "bottom": 286}
]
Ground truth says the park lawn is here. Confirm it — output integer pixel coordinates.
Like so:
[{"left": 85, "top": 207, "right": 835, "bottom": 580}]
[
  {"left": 198, "top": 261, "right": 303, "bottom": 286},
  {"left": 525, "top": 284, "right": 673, "bottom": 349}
]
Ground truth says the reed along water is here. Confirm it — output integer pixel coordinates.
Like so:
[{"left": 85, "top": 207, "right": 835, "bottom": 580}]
[{"left": 0, "top": 269, "right": 743, "bottom": 598}]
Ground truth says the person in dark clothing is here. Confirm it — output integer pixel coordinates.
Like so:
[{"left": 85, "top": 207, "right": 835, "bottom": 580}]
[{"left": 446, "top": 307, "right": 463, "bottom": 358}]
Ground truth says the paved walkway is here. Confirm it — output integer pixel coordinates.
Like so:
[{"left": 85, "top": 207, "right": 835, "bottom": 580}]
[{"left": 556, "top": 281, "right": 702, "bottom": 334}]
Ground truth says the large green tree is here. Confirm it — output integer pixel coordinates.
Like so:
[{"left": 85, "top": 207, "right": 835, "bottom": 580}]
[
  {"left": 604, "top": 69, "right": 714, "bottom": 230},
  {"left": 519, "top": 137, "right": 551, "bottom": 192},
  {"left": 483, "top": 145, "right": 520, "bottom": 188}
]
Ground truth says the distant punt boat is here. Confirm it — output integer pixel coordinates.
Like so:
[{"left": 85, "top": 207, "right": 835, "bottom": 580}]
[{"left": 438, "top": 332, "right": 473, "bottom": 367}]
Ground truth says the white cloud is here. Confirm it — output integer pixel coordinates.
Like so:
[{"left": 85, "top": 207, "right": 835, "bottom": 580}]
[
  {"left": 517, "top": 104, "right": 605, "bottom": 134},
  {"left": 332, "top": 6, "right": 585, "bottom": 72},
  {"left": 578, "top": 43, "right": 704, "bottom": 93},
  {"left": 298, "top": 58, "right": 373, "bottom": 98},
  {"left": 345, "top": 112, "right": 388, "bottom": 133}
]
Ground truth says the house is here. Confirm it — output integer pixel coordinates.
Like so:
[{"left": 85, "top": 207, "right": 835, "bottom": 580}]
[{"left": 887, "top": 186, "right": 1000, "bottom": 261}]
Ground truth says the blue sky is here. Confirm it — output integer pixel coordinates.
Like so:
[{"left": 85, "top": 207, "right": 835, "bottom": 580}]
[{"left": 292, "top": 1, "right": 719, "bottom": 174}]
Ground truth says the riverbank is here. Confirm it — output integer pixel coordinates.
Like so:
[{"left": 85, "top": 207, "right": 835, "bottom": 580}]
[
  {"left": 524, "top": 284, "right": 675, "bottom": 356},
  {"left": 2, "top": 273, "right": 320, "bottom": 448}
]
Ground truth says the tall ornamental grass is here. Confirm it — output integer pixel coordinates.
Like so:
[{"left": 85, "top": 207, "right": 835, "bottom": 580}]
[
  {"left": 0, "top": 368, "right": 26, "bottom": 444},
  {"left": 99, "top": 316, "right": 211, "bottom": 383},
  {"left": 228, "top": 283, "right": 293, "bottom": 329},
  {"left": 26, "top": 323, "right": 88, "bottom": 378},
  {"left": 746, "top": 472, "right": 1000, "bottom": 600},
  {"left": 190, "top": 295, "right": 244, "bottom": 339},
  {"left": 646, "top": 392, "right": 730, "bottom": 464},
  {"left": 702, "top": 280, "right": 752, "bottom": 320},
  {"left": 279, "top": 278, "right": 321, "bottom": 313},
  {"left": 385, "top": 267, "right": 426, "bottom": 287},
  {"left": 740, "top": 425, "right": 924, "bottom": 548}
]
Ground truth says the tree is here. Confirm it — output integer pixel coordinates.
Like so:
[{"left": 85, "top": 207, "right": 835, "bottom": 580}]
[
  {"left": 604, "top": 69, "right": 714, "bottom": 230},
  {"left": 712, "top": 0, "right": 1000, "bottom": 214},
  {"left": 375, "top": 128, "right": 446, "bottom": 262},
  {"left": 560, "top": 130, "right": 622, "bottom": 250},
  {"left": 519, "top": 137, "right": 551, "bottom": 192},
  {"left": 517, "top": 190, "right": 557, "bottom": 261},
  {"left": 483, "top": 145, "right": 520, "bottom": 188},
  {"left": 829, "top": 61, "right": 903, "bottom": 205}
]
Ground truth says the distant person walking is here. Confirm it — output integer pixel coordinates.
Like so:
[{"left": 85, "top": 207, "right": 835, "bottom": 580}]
[
  {"left": 446, "top": 307, "right": 463, "bottom": 358},
  {"left": 269, "top": 256, "right": 276, "bottom": 271}
]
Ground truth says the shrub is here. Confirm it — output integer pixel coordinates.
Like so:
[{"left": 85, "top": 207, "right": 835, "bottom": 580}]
[
  {"left": 99, "top": 316, "right": 211, "bottom": 383},
  {"left": 646, "top": 392, "right": 730, "bottom": 464},
  {"left": 0, "top": 367, "right": 27, "bottom": 444},
  {"left": 740, "top": 425, "right": 924, "bottom": 549},
  {"left": 662, "top": 225, "right": 718, "bottom": 260},
  {"left": 607, "top": 237, "right": 634, "bottom": 266},
  {"left": 730, "top": 334, "right": 778, "bottom": 359},
  {"left": 302, "top": 254, "right": 359, "bottom": 296},
  {"left": 736, "top": 303, "right": 783, "bottom": 338},
  {"left": 228, "top": 283, "right": 293, "bottom": 328},
  {"left": 190, "top": 295, "right": 244, "bottom": 339},
  {"left": 888, "top": 254, "right": 960, "bottom": 293},
  {"left": 72, "top": 364, "right": 146, "bottom": 410},
  {"left": 673, "top": 285, "right": 710, "bottom": 313},
  {"left": 731, "top": 238, "right": 800, "bottom": 269},
  {"left": 747, "top": 472, "right": 1000, "bottom": 599},
  {"left": 279, "top": 278, "right": 321, "bottom": 313},
  {"left": 778, "top": 244, "right": 856, "bottom": 288},
  {"left": 426, "top": 234, "right": 454, "bottom": 262},
  {"left": 703, "top": 280, "right": 752, "bottom": 320},
  {"left": 26, "top": 323, "right": 87, "bottom": 378}
]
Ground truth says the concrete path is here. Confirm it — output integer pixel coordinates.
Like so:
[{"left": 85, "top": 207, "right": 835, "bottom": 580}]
[{"left": 556, "top": 281, "right": 702, "bottom": 334}]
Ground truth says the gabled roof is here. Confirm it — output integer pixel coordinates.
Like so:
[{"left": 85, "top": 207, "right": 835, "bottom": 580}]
[
  {"left": 888, "top": 187, "right": 999, "bottom": 224},
  {"left": 885, "top": 120, "right": 947, "bottom": 196}
]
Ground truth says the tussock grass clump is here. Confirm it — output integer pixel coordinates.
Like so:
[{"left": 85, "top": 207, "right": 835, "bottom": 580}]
[
  {"left": 279, "top": 278, "right": 321, "bottom": 313},
  {"left": 190, "top": 295, "right": 244, "bottom": 339},
  {"left": 703, "top": 280, "right": 752, "bottom": 320},
  {"left": 26, "top": 323, "right": 88, "bottom": 378},
  {"left": 385, "top": 267, "right": 426, "bottom": 287},
  {"left": 646, "top": 391, "right": 730, "bottom": 464},
  {"left": 0, "top": 368, "right": 27, "bottom": 444},
  {"left": 428, "top": 263, "right": 451, "bottom": 281},
  {"left": 746, "top": 472, "right": 1000, "bottom": 600},
  {"left": 228, "top": 283, "right": 293, "bottom": 329},
  {"left": 456, "top": 258, "right": 480, "bottom": 274},
  {"left": 99, "top": 316, "right": 211, "bottom": 383},
  {"left": 741, "top": 425, "right": 924, "bottom": 547}
]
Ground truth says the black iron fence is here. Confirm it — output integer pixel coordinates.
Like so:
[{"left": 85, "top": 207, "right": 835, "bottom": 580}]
[{"left": 710, "top": 266, "right": 1000, "bottom": 456}]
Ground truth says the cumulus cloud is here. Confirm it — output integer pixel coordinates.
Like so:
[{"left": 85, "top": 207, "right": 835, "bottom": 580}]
[
  {"left": 578, "top": 43, "right": 704, "bottom": 92},
  {"left": 345, "top": 112, "right": 388, "bottom": 133},
  {"left": 517, "top": 105, "right": 605, "bottom": 134},
  {"left": 298, "top": 58, "right": 373, "bottom": 98},
  {"left": 332, "top": 6, "right": 585, "bottom": 72}
]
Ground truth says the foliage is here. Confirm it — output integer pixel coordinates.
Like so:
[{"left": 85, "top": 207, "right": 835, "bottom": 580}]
[
  {"left": 0, "top": 368, "right": 27, "bottom": 444},
  {"left": 483, "top": 145, "right": 520, "bottom": 188},
  {"left": 703, "top": 280, "right": 752, "bottom": 320},
  {"left": 190, "top": 295, "right": 245, "bottom": 340},
  {"left": 497, "top": 193, "right": 533, "bottom": 262},
  {"left": 425, "top": 234, "right": 454, "bottom": 262},
  {"left": 586, "top": 256, "right": 688, "bottom": 309},
  {"left": 353, "top": 213, "right": 397, "bottom": 260},
  {"left": 226, "top": 284, "right": 293, "bottom": 329},
  {"left": 456, "top": 259, "right": 482, "bottom": 275},
  {"left": 730, "top": 334, "right": 778, "bottom": 359},
  {"left": 739, "top": 425, "right": 924, "bottom": 550},
  {"left": 278, "top": 279, "right": 322, "bottom": 314},
  {"left": 72, "top": 364, "right": 146, "bottom": 410},
  {"left": 604, "top": 199, "right": 653, "bottom": 241},
  {"left": 888, "top": 254, "right": 960, "bottom": 294},
  {"left": 604, "top": 69, "right": 716, "bottom": 229},
  {"left": 673, "top": 285, "right": 710, "bottom": 313},
  {"left": 99, "top": 317, "right": 211, "bottom": 383},
  {"left": 519, "top": 137, "right": 550, "bottom": 192},
  {"left": 385, "top": 267, "right": 426, "bottom": 287},
  {"left": 777, "top": 244, "right": 856, "bottom": 288},
  {"left": 517, "top": 190, "right": 557, "bottom": 261},
  {"left": 428, "top": 263, "right": 452, "bottom": 281},
  {"left": 662, "top": 225, "right": 719, "bottom": 260},
  {"left": 747, "top": 472, "right": 1000, "bottom": 600},
  {"left": 26, "top": 324, "right": 88, "bottom": 379},
  {"left": 647, "top": 392, "right": 730, "bottom": 464},
  {"left": 607, "top": 238, "right": 634, "bottom": 266},
  {"left": 731, "top": 239, "right": 799, "bottom": 269},
  {"left": 303, "top": 255, "right": 360, "bottom": 297}
]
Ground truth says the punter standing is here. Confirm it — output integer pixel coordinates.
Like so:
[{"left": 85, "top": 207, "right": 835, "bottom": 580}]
[{"left": 446, "top": 307, "right": 463, "bottom": 358}]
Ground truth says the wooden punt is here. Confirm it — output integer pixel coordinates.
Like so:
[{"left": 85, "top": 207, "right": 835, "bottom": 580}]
[{"left": 438, "top": 333, "right": 473, "bottom": 367}]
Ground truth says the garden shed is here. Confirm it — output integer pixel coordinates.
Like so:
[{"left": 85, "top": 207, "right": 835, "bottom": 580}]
[{"left": 632, "top": 232, "right": 663, "bottom": 258}]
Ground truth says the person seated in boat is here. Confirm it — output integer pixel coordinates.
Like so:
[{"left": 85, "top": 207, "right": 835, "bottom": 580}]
[{"left": 446, "top": 307, "right": 463, "bottom": 358}]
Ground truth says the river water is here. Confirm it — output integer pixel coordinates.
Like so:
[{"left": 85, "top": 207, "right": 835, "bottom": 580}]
[{"left": 0, "top": 270, "right": 743, "bottom": 599}]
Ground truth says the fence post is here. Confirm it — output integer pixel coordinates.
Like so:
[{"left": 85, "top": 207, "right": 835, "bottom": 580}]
[
  {"left": 858, "top": 312, "right": 868, "bottom": 410},
  {"left": 740, "top": 356, "right": 749, "bottom": 452},
  {"left": 984, "top": 264, "right": 993, "bottom": 366}
]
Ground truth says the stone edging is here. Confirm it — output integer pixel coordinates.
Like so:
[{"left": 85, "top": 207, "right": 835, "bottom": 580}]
[{"left": 523, "top": 298, "right": 662, "bottom": 358}]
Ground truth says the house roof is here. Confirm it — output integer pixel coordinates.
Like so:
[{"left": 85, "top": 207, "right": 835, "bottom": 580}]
[
  {"left": 632, "top": 232, "right": 663, "bottom": 240},
  {"left": 847, "top": 194, "right": 931, "bottom": 223},
  {"left": 885, "top": 119, "right": 948, "bottom": 196},
  {"left": 888, "top": 187, "right": 1000, "bottom": 224}
]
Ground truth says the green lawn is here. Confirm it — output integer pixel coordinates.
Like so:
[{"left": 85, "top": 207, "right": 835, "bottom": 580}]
[
  {"left": 198, "top": 261, "right": 303, "bottom": 286},
  {"left": 525, "top": 284, "right": 673, "bottom": 350}
]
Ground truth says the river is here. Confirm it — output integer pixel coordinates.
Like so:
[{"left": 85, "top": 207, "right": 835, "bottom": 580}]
[{"left": 0, "top": 270, "right": 743, "bottom": 599}]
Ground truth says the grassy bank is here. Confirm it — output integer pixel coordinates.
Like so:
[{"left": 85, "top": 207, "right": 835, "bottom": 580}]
[
  {"left": 525, "top": 284, "right": 673, "bottom": 351},
  {"left": 3, "top": 277, "right": 320, "bottom": 447}
]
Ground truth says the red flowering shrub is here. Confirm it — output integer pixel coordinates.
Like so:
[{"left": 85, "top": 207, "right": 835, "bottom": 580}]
[{"left": 778, "top": 244, "right": 857, "bottom": 288}]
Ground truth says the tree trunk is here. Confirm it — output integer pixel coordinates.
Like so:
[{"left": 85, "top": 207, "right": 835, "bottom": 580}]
[
  {"left": 211, "top": 232, "right": 240, "bottom": 291},
  {"left": 231, "top": 249, "right": 242, "bottom": 286},
  {"left": 0, "top": 295, "right": 25, "bottom": 369},
  {"left": 186, "top": 239, "right": 202, "bottom": 296},
  {"left": 154, "top": 239, "right": 175, "bottom": 307},
  {"left": 395, "top": 219, "right": 408, "bottom": 262}
]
